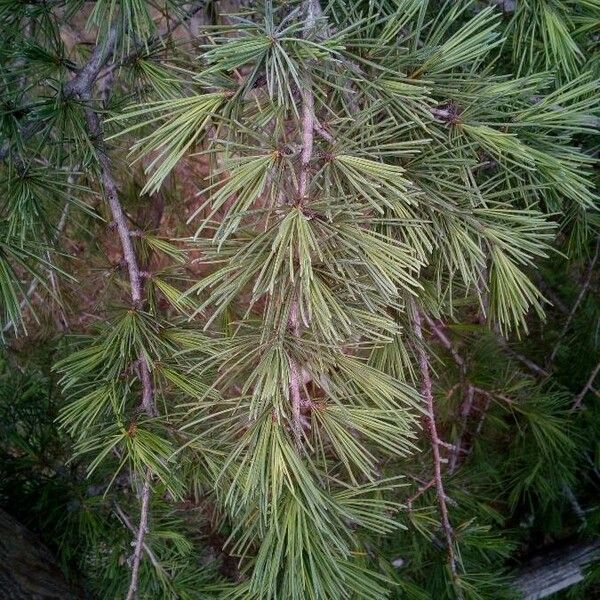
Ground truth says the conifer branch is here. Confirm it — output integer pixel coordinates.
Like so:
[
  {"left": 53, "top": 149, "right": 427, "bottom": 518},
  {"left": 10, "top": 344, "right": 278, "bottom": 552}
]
[
  {"left": 410, "top": 302, "right": 463, "bottom": 597},
  {"left": 66, "top": 26, "right": 160, "bottom": 597},
  {"left": 115, "top": 1, "right": 209, "bottom": 69},
  {"left": 406, "top": 477, "right": 435, "bottom": 511},
  {"left": 156, "top": 1, "right": 208, "bottom": 40},
  {"left": 83, "top": 88, "right": 157, "bottom": 600},
  {"left": 423, "top": 315, "right": 466, "bottom": 375},
  {"left": 298, "top": 1, "right": 318, "bottom": 200},
  {"left": 449, "top": 384, "right": 475, "bottom": 474}
]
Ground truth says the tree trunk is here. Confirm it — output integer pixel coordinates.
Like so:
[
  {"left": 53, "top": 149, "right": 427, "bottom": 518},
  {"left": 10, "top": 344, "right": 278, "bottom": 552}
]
[
  {"left": 0, "top": 508, "right": 83, "bottom": 600},
  {"left": 514, "top": 540, "right": 600, "bottom": 599}
]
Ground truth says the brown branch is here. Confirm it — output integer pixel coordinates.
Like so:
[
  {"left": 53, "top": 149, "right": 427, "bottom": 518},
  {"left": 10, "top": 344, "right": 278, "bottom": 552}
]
[
  {"left": 313, "top": 119, "right": 334, "bottom": 143},
  {"left": 297, "top": 0, "right": 318, "bottom": 201},
  {"left": 84, "top": 109, "right": 157, "bottom": 599},
  {"left": 410, "top": 302, "right": 463, "bottom": 596},
  {"left": 423, "top": 315, "right": 465, "bottom": 372}
]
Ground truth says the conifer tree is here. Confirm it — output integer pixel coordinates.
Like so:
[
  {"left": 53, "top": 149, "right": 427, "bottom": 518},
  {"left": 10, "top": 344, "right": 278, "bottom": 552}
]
[{"left": 0, "top": 1, "right": 598, "bottom": 599}]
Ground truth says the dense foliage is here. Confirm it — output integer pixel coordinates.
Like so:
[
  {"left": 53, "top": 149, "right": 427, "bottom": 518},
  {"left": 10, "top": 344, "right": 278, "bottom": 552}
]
[{"left": 0, "top": 1, "right": 598, "bottom": 599}]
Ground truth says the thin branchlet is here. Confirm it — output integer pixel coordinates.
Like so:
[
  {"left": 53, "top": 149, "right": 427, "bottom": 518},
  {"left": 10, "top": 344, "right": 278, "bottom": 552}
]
[
  {"left": 411, "top": 302, "right": 463, "bottom": 597},
  {"left": 125, "top": 474, "right": 152, "bottom": 600},
  {"left": 549, "top": 237, "right": 600, "bottom": 364}
]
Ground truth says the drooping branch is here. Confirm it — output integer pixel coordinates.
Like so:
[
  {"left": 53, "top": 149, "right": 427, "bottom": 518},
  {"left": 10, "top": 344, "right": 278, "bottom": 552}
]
[
  {"left": 85, "top": 106, "right": 157, "bottom": 600},
  {"left": 410, "top": 302, "right": 463, "bottom": 597},
  {"left": 297, "top": 3, "right": 317, "bottom": 200}
]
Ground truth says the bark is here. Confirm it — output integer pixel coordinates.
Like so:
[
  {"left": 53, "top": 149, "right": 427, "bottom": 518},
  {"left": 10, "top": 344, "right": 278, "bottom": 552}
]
[
  {"left": 514, "top": 539, "right": 600, "bottom": 599},
  {"left": 0, "top": 508, "right": 83, "bottom": 600}
]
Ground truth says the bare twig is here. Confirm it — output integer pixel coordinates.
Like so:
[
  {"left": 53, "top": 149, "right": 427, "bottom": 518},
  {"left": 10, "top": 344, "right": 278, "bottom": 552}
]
[
  {"left": 410, "top": 302, "right": 463, "bottom": 597},
  {"left": 423, "top": 315, "right": 465, "bottom": 372},
  {"left": 474, "top": 393, "right": 492, "bottom": 436},
  {"left": 114, "top": 500, "right": 166, "bottom": 576},
  {"left": 406, "top": 478, "right": 435, "bottom": 510},
  {"left": 449, "top": 384, "right": 474, "bottom": 474},
  {"left": 125, "top": 474, "right": 152, "bottom": 600},
  {"left": 313, "top": 119, "right": 334, "bottom": 143},
  {"left": 572, "top": 361, "right": 600, "bottom": 411},
  {"left": 422, "top": 316, "right": 472, "bottom": 474},
  {"left": 497, "top": 336, "right": 550, "bottom": 378},
  {"left": 549, "top": 237, "right": 600, "bottom": 364}
]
